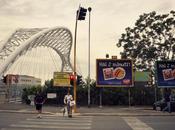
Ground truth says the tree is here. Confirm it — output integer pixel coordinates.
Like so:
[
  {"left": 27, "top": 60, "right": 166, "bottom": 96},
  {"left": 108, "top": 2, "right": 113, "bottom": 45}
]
[{"left": 117, "top": 11, "right": 175, "bottom": 71}]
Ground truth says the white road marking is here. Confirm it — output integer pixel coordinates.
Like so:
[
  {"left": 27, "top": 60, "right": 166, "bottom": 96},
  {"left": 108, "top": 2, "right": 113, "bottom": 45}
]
[
  {"left": 1, "top": 129, "right": 32, "bottom": 130},
  {"left": 42, "top": 116, "right": 93, "bottom": 120},
  {"left": 2, "top": 115, "right": 93, "bottom": 130},
  {"left": 19, "top": 120, "right": 91, "bottom": 126},
  {"left": 10, "top": 124, "right": 91, "bottom": 129},
  {"left": 123, "top": 117, "right": 154, "bottom": 130},
  {"left": 26, "top": 118, "right": 92, "bottom": 122}
]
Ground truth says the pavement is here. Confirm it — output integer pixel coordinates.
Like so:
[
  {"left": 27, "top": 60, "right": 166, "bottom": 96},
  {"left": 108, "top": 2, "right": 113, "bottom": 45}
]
[{"left": 0, "top": 102, "right": 175, "bottom": 116}]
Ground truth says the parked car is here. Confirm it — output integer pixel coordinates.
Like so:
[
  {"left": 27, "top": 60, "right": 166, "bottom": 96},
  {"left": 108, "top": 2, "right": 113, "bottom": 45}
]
[{"left": 153, "top": 95, "right": 175, "bottom": 111}]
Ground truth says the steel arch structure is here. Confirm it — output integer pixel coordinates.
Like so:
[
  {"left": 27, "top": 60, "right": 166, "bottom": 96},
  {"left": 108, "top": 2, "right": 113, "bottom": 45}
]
[{"left": 0, "top": 27, "right": 73, "bottom": 76}]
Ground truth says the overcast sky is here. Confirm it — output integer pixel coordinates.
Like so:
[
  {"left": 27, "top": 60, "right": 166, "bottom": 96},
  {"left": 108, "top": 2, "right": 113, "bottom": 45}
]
[{"left": 0, "top": 0, "right": 174, "bottom": 83}]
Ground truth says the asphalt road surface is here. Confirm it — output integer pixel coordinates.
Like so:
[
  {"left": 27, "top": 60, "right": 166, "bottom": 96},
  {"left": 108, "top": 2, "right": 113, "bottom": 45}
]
[{"left": 1, "top": 112, "right": 175, "bottom": 130}]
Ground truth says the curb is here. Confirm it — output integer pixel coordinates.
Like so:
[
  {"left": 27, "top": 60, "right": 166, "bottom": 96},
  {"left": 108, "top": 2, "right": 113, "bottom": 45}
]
[
  {"left": 0, "top": 109, "right": 54, "bottom": 115},
  {"left": 79, "top": 113, "right": 175, "bottom": 116},
  {"left": 0, "top": 109, "right": 175, "bottom": 116}
]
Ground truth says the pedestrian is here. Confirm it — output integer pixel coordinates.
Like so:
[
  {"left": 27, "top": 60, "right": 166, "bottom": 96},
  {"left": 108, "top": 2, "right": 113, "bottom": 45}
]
[
  {"left": 34, "top": 90, "right": 45, "bottom": 118},
  {"left": 64, "top": 91, "right": 73, "bottom": 117},
  {"left": 163, "top": 88, "right": 171, "bottom": 113}
]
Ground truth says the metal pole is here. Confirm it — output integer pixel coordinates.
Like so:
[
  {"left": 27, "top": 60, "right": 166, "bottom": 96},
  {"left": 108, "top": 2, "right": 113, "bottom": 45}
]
[
  {"left": 155, "top": 85, "right": 157, "bottom": 102},
  {"left": 99, "top": 87, "right": 102, "bottom": 108},
  {"left": 73, "top": 10, "right": 79, "bottom": 113},
  {"left": 128, "top": 88, "right": 131, "bottom": 107},
  {"left": 88, "top": 7, "right": 92, "bottom": 107},
  {"left": 7, "top": 75, "right": 10, "bottom": 102}
]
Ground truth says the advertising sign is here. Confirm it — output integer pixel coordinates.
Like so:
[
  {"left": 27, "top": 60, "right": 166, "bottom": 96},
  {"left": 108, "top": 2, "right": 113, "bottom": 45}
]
[
  {"left": 96, "top": 59, "right": 133, "bottom": 87},
  {"left": 156, "top": 61, "right": 175, "bottom": 88},
  {"left": 47, "top": 93, "right": 57, "bottom": 99},
  {"left": 53, "top": 72, "right": 71, "bottom": 87}
]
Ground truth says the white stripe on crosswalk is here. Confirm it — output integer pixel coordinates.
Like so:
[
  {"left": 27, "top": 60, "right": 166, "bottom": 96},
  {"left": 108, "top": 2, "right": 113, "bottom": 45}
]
[
  {"left": 19, "top": 120, "right": 91, "bottom": 126},
  {"left": 2, "top": 115, "right": 93, "bottom": 130},
  {"left": 26, "top": 118, "right": 92, "bottom": 122},
  {"left": 1, "top": 128, "right": 33, "bottom": 130},
  {"left": 10, "top": 124, "right": 91, "bottom": 129},
  {"left": 42, "top": 116, "right": 93, "bottom": 120},
  {"left": 123, "top": 117, "right": 154, "bottom": 130}
]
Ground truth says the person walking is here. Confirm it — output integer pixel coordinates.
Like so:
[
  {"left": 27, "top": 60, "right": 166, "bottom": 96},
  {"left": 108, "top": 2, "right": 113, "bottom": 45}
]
[
  {"left": 163, "top": 88, "right": 171, "bottom": 113},
  {"left": 34, "top": 90, "right": 45, "bottom": 118},
  {"left": 64, "top": 91, "right": 73, "bottom": 117}
]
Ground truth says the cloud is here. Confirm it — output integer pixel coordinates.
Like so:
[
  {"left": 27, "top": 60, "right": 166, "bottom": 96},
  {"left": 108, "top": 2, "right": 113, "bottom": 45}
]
[
  {"left": 156, "top": 0, "right": 174, "bottom": 12},
  {"left": 1, "top": 0, "right": 175, "bottom": 82}
]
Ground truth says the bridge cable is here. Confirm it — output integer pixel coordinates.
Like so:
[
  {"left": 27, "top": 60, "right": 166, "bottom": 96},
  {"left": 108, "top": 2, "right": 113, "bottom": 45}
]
[
  {"left": 20, "top": 52, "right": 27, "bottom": 75},
  {"left": 31, "top": 48, "right": 36, "bottom": 77},
  {"left": 48, "top": 48, "right": 59, "bottom": 72},
  {"left": 25, "top": 51, "right": 30, "bottom": 75},
  {"left": 76, "top": 58, "right": 83, "bottom": 76},
  {"left": 42, "top": 48, "right": 47, "bottom": 80}
]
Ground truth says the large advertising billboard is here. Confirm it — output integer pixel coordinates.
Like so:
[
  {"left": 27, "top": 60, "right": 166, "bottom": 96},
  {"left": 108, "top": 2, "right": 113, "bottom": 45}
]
[
  {"left": 156, "top": 61, "right": 175, "bottom": 88},
  {"left": 53, "top": 72, "right": 71, "bottom": 87},
  {"left": 96, "top": 59, "right": 133, "bottom": 87}
]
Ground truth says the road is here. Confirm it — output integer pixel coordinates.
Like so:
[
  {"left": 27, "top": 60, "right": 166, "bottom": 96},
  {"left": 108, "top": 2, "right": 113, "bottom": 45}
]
[{"left": 1, "top": 112, "right": 175, "bottom": 130}]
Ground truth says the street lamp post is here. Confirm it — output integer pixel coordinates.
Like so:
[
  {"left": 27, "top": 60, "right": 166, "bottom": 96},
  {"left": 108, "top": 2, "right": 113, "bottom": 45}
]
[{"left": 88, "top": 7, "right": 92, "bottom": 107}]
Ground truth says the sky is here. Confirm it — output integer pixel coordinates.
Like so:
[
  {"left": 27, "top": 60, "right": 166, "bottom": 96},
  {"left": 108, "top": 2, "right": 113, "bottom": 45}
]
[{"left": 0, "top": 0, "right": 174, "bottom": 83}]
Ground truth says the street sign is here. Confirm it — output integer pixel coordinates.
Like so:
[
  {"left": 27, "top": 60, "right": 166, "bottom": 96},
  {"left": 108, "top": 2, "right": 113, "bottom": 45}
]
[
  {"left": 156, "top": 61, "right": 175, "bottom": 88},
  {"left": 53, "top": 72, "right": 71, "bottom": 87},
  {"left": 96, "top": 59, "right": 133, "bottom": 87}
]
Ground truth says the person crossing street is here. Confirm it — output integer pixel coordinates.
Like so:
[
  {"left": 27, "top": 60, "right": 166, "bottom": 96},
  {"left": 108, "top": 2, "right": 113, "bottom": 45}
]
[
  {"left": 34, "top": 90, "right": 45, "bottom": 118},
  {"left": 64, "top": 91, "right": 74, "bottom": 117}
]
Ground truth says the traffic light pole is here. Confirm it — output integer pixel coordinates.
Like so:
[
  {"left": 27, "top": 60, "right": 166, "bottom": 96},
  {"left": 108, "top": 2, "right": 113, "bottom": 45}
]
[
  {"left": 73, "top": 10, "right": 79, "bottom": 113},
  {"left": 73, "top": 5, "right": 87, "bottom": 112}
]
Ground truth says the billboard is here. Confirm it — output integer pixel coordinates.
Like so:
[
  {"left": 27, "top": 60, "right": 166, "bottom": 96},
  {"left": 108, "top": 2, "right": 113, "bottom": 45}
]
[
  {"left": 156, "top": 61, "right": 175, "bottom": 88},
  {"left": 53, "top": 72, "right": 71, "bottom": 87},
  {"left": 96, "top": 59, "right": 133, "bottom": 87}
]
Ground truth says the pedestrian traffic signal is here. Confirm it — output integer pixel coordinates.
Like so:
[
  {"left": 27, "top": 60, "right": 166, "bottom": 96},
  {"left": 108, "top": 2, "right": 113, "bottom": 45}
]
[
  {"left": 77, "top": 75, "right": 83, "bottom": 85},
  {"left": 78, "top": 7, "right": 87, "bottom": 20}
]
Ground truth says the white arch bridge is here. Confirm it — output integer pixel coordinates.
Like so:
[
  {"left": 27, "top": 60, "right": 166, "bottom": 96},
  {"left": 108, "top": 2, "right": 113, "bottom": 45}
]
[{"left": 0, "top": 27, "right": 73, "bottom": 82}]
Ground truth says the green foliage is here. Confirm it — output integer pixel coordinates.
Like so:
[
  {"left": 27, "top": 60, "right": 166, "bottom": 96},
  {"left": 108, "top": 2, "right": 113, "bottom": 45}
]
[
  {"left": 22, "top": 85, "right": 44, "bottom": 104},
  {"left": 117, "top": 11, "right": 175, "bottom": 71},
  {"left": 42, "top": 76, "right": 162, "bottom": 106}
]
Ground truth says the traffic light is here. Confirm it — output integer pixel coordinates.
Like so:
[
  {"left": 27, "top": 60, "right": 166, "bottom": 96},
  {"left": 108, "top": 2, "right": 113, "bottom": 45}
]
[
  {"left": 78, "top": 7, "right": 87, "bottom": 20},
  {"left": 70, "top": 74, "right": 75, "bottom": 86},
  {"left": 77, "top": 75, "right": 83, "bottom": 85},
  {"left": 2, "top": 75, "right": 7, "bottom": 84},
  {"left": 70, "top": 74, "right": 74, "bottom": 86}
]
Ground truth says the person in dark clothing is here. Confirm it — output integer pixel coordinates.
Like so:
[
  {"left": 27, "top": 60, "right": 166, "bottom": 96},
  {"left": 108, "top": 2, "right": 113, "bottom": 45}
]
[
  {"left": 34, "top": 90, "right": 45, "bottom": 118},
  {"left": 163, "top": 88, "right": 171, "bottom": 113}
]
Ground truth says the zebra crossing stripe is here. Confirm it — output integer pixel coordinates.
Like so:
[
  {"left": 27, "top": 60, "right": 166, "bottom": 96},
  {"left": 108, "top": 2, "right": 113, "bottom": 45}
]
[
  {"left": 1, "top": 128, "right": 32, "bottom": 130},
  {"left": 42, "top": 116, "right": 93, "bottom": 120},
  {"left": 123, "top": 117, "right": 154, "bottom": 130},
  {"left": 2, "top": 115, "right": 93, "bottom": 130},
  {"left": 10, "top": 124, "right": 91, "bottom": 129},
  {"left": 26, "top": 118, "right": 92, "bottom": 122},
  {"left": 19, "top": 120, "right": 91, "bottom": 126}
]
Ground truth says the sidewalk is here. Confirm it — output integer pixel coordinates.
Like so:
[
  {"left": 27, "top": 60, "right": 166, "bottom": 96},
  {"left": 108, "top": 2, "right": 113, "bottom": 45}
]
[{"left": 0, "top": 103, "right": 175, "bottom": 116}]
